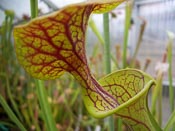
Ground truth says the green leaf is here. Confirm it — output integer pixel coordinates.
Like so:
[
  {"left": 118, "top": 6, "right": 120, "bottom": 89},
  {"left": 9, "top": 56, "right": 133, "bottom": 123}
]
[
  {"left": 0, "top": 95, "right": 27, "bottom": 131},
  {"left": 83, "top": 68, "right": 161, "bottom": 131},
  {"left": 13, "top": 0, "right": 125, "bottom": 123},
  {"left": 13, "top": 1, "right": 161, "bottom": 130},
  {"left": 13, "top": 0, "right": 125, "bottom": 80}
]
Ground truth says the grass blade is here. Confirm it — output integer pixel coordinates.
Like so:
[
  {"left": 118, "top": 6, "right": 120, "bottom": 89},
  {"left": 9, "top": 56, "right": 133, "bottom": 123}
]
[
  {"left": 35, "top": 80, "right": 57, "bottom": 131},
  {"left": 0, "top": 95, "right": 27, "bottom": 131}
]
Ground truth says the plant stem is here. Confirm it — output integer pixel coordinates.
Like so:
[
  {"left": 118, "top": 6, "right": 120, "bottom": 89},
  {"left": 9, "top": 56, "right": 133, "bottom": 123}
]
[
  {"left": 27, "top": 97, "right": 40, "bottom": 131},
  {"left": 131, "top": 18, "right": 146, "bottom": 67},
  {"left": 151, "top": 70, "right": 163, "bottom": 118},
  {"left": 30, "top": 0, "right": 38, "bottom": 18},
  {"left": 167, "top": 33, "right": 174, "bottom": 112},
  {"left": 164, "top": 109, "right": 175, "bottom": 131},
  {"left": 158, "top": 81, "right": 163, "bottom": 126},
  {"left": 148, "top": 108, "right": 162, "bottom": 131},
  {"left": 123, "top": 1, "right": 132, "bottom": 68},
  {"left": 30, "top": 1, "right": 57, "bottom": 130},
  {"left": 89, "top": 18, "right": 105, "bottom": 45},
  {"left": 103, "top": 13, "right": 114, "bottom": 131},
  {"left": 0, "top": 73, "right": 23, "bottom": 121},
  {"left": 0, "top": 95, "right": 27, "bottom": 131},
  {"left": 167, "top": 31, "right": 175, "bottom": 130},
  {"left": 5, "top": 10, "right": 14, "bottom": 45},
  {"left": 103, "top": 13, "right": 111, "bottom": 74},
  {"left": 117, "top": 118, "right": 122, "bottom": 131},
  {"left": 35, "top": 80, "right": 57, "bottom": 131}
]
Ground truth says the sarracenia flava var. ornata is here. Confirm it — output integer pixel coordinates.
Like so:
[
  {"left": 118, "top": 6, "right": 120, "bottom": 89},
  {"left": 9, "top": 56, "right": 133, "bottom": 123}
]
[{"left": 13, "top": 0, "right": 161, "bottom": 130}]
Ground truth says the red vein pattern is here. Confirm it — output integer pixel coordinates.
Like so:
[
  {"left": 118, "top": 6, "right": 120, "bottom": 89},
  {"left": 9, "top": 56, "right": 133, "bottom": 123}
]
[
  {"left": 98, "top": 69, "right": 155, "bottom": 130},
  {"left": 13, "top": 0, "right": 157, "bottom": 130},
  {"left": 14, "top": 0, "right": 126, "bottom": 111}
]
